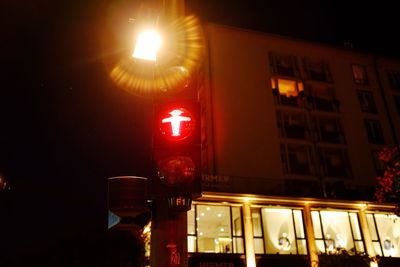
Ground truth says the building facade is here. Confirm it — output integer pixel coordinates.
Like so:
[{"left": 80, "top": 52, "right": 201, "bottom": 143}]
[{"left": 188, "top": 24, "right": 400, "bottom": 267}]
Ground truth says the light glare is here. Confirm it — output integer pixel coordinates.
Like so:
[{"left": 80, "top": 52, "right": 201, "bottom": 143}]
[{"left": 132, "top": 30, "right": 161, "bottom": 61}]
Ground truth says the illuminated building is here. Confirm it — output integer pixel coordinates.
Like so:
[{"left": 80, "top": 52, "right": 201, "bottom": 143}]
[{"left": 189, "top": 24, "right": 400, "bottom": 267}]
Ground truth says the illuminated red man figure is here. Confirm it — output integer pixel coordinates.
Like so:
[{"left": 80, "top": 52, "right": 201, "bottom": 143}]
[{"left": 162, "top": 109, "right": 191, "bottom": 136}]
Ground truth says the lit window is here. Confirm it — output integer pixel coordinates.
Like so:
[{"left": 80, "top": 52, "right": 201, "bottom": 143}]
[
  {"left": 255, "top": 207, "right": 307, "bottom": 255},
  {"left": 311, "top": 210, "right": 365, "bottom": 253},
  {"left": 187, "top": 204, "right": 244, "bottom": 254},
  {"left": 366, "top": 213, "right": 400, "bottom": 257},
  {"left": 271, "top": 78, "right": 304, "bottom": 106},
  {"left": 352, "top": 64, "right": 369, "bottom": 85}
]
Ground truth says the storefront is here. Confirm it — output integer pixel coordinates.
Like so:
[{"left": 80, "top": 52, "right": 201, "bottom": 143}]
[{"left": 187, "top": 193, "right": 400, "bottom": 267}]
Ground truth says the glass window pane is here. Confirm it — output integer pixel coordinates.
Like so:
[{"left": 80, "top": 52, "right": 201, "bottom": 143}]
[
  {"left": 262, "top": 208, "right": 297, "bottom": 254},
  {"left": 293, "top": 210, "right": 305, "bottom": 238},
  {"left": 233, "top": 237, "right": 244, "bottom": 254},
  {"left": 197, "top": 205, "right": 231, "bottom": 253},
  {"left": 354, "top": 241, "right": 365, "bottom": 253},
  {"left": 366, "top": 214, "right": 378, "bottom": 240},
  {"left": 297, "top": 240, "right": 308, "bottom": 255},
  {"left": 252, "top": 208, "right": 263, "bottom": 237},
  {"left": 254, "top": 238, "right": 264, "bottom": 254},
  {"left": 232, "top": 207, "right": 242, "bottom": 236},
  {"left": 316, "top": 240, "right": 325, "bottom": 253},
  {"left": 349, "top": 213, "right": 362, "bottom": 240},
  {"left": 188, "top": 236, "right": 196, "bottom": 253},
  {"left": 372, "top": 241, "right": 383, "bottom": 256},
  {"left": 188, "top": 207, "right": 195, "bottom": 235},
  {"left": 311, "top": 211, "right": 323, "bottom": 239},
  {"left": 374, "top": 213, "right": 400, "bottom": 257},
  {"left": 320, "top": 211, "right": 354, "bottom": 251}
]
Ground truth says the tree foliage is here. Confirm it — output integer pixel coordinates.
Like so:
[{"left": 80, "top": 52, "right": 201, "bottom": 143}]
[{"left": 375, "top": 146, "right": 400, "bottom": 215}]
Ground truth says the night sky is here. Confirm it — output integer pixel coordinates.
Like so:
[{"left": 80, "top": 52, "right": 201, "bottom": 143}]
[{"left": 1, "top": 0, "right": 399, "bottom": 260}]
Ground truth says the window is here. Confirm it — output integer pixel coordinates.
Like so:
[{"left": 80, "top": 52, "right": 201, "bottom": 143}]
[
  {"left": 365, "top": 119, "right": 384, "bottom": 144},
  {"left": 303, "top": 58, "right": 333, "bottom": 82},
  {"left": 366, "top": 213, "right": 400, "bottom": 257},
  {"left": 314, "top": 116, "right": 345, "bottom": 144},
  {"left": 388, "top": 71, "right": 400, "bottom": 91},
  {"left": 281, "top": 144, "right": 313, "bottom": 175},
  {"left": 372, "top": 150, "right": 386, "bottom": 176},
  {"left": 188, "top": 204, "right": 244, "bottom": 254},
  {"left": 271, "top": 78, "right": 304, "bottom": 106},
  {"left": 311, "top": 210, "right": 365, "bottom": 253},
  {"left": 394, "top": 95, "right": 400, "bottom": 116},
  {"left": 276, "top": 111, "right": 308, "bottom": 139},
  {"left": 306, "top": 84, "right": 339, "bottom": 112},
  {"left": 252, "top": 207, "right": 307, "bottom": 255},
  {"left": 352, "top": 64, "right": 368, "bottom": 85},
  {"left": 357, "top": 90, "right": 377, "bottom": 113},
  {"left": 319, "top": 148, "right": 351, "bottom": 177},
  {"left": 269, "top": 52, "right": 299, "bottom": 77}
]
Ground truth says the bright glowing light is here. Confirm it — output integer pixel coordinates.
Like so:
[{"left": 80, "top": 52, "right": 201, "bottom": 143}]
[
  {"left": 132, "top": 30, "right": 161, "bottom": 61},
  {"left": 161, "top": 109, "right": 191, "bottom": 136},
  {"left": 110, "top": 15, "right": 205, "bottom": 97}
]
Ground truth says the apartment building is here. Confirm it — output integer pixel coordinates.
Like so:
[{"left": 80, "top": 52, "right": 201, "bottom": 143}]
[{"left": 188, "top": 23, "right": 400, "bottom": 267}]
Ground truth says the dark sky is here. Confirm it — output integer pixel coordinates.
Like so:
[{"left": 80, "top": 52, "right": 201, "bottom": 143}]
[{"left": 1, "top": 0, "right": 399, "bottom": 258}]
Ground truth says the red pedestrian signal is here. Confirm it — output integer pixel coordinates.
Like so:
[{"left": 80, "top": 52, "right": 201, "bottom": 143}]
[
  {"left": 152, "top": 100, "right": 201, "bottom": 197},
  {"left": 159, "top": 107, "right": 195, "bottom": 141}
]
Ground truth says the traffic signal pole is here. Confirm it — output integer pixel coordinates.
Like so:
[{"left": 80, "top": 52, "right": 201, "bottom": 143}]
[{"left": 150, "top": 197, "right": 189, "bottom": 267}]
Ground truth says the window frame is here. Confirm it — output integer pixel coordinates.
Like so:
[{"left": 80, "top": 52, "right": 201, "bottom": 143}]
[
  {"left": 364, "top": 119, "right": 385, "bottom": 144},
  {"left": 311, "top": 210, "right": 365, "bottom": 254},
  {"left": 352, "top": 64, "right": 369, "bottom": 85},
  {"left": 388, "top": 71, "right": 400, "bottom": 91},
  {"left": 188, "top": 204, "right": 245, "bottom": 254},
  {"left": 281, "top": 143, "right": 314, "bottom": 176},
  {"left": 271, "top": 78, "right": 304, "bottom": 107},
  {"left": 318, "top": 147, "right": 352, "bottom": 178},
  {"left": 303, "top": 58, "right": 333, "bottom": 83},
  {"left": 252, "top": 207, "right": 308, "bottom": 255},
  {"left": 357, "top": 90, "right": 377, "bottom": 113}
]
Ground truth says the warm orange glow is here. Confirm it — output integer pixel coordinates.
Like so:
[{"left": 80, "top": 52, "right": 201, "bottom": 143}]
[
  {"left": 271, "top": 78, "right": 303, "bottom": 97},
  {"left": 278, "top": 79, "right": 297, "bottom": 97},
  {"left": 110, "top": 15, "right": 205, "bottom": 97},
  {"left": 132, "top": 30, "right": 162, "bottom": 61}
]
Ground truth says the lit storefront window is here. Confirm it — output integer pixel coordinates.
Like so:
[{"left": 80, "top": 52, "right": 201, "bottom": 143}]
[
  {"left": 187, "top": 204, "right": 244, "bottom": 254},
  {"left": 311, "top": 210, "right": 364, "bottom": 253},
  {"left": 252, "top": 207, "right": 307, "bottom": 255},
  {"left": 366, "top": 213, "right": 400, "bottom": 257}
]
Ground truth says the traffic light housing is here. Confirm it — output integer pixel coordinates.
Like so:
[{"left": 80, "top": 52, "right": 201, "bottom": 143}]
[{"left": 152, "top": 99, "right": 201, "bottom": 198}]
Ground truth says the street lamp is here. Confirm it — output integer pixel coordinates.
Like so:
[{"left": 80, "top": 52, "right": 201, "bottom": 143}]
[
  {"left": 132, "top": 29, "right": 162, "bottom": 61},
  {"left": 108, "top": 10, "right": 204, "bottom": 98}
]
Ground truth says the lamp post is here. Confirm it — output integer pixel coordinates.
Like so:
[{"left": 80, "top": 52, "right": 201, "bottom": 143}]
[{"left": 107, "top": 1, "right": 205, "bottom": 266}]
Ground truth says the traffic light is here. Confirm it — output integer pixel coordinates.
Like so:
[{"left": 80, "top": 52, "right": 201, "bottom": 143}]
[{"left": 152, "top": 99, "right": 201, "bottom": 198}]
